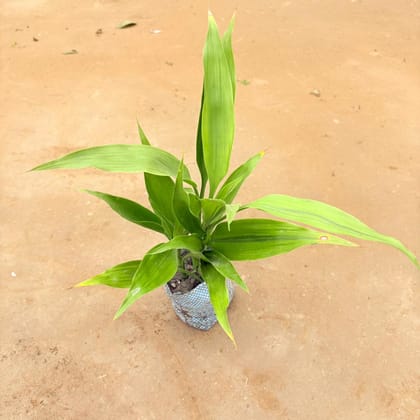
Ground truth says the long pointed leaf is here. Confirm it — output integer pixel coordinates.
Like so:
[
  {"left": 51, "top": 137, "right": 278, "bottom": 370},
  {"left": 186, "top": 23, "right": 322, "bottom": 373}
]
[
  {"left": 31, "top": 144, "right": 191, "bottom": 180},
  {"left": 137, "top": 120, "right": 151, "bottom": 145},
  {"left": 145, "top": 174, "right": 176, "bottom": 238},
  {"left": 196, "top": 88, "right": 208, "bottom": 197},
  {"left": 114, "top": 249, "right": 177, "bottom": 319},
  {"left": 201, "top": 262, "right": 235, "bottom": 343},
  {"left": 246, "top": 194, "right": 418, "bottom": 267},
  {"left": 85, "top": 189, "right": 164, "bottom": 234},
  {"left": 222, "top": 15, "right": 236, "bottom": 102},
  {"left": 203, "top": 250, "right": 248, "bottom": 292},
  {"left": 173, "top": 161, "right": 203, "bottom": 234},
  {"left": 210, "top": 219, "right": 356, "bottom": 261},
  {"left": 75, "top": 260, "right": 140, "bottom": 288},
  {"left": 135, "top": 122, "right": 175, "bottom": 238},
  {"left": 216, "top": 152, "right": 264, "bottom": 203},
  {"left": 148, "top": 234, "right": 203, "bottom": 255},
  {"left": 202, "top": 13, "right": 235, "bottom": 196}
]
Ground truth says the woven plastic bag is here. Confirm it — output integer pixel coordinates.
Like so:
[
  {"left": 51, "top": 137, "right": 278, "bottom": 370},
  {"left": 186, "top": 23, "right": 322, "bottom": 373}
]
[{"left": 165, "top": 279, "right": 235, "bottom": 330}]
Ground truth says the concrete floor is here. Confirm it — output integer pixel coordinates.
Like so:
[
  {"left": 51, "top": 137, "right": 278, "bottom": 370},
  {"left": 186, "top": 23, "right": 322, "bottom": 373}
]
[{"left": 1, "top": 1, "right": 419, "bottom": 419}]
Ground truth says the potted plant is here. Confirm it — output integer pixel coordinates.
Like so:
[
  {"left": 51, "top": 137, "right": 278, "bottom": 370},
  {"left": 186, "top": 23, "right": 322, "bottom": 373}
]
[{"left": 32, "top": 13, "right": 418, "bottom": 342}]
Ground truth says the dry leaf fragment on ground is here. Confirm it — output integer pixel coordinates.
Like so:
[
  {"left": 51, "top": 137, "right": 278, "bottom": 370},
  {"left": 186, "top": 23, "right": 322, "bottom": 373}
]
[
  {"left": 117, "top": 21, "right": 137, "bottom": 29},
  {"left": 310, "top": 89, "right": 321, "bottom": 97}
]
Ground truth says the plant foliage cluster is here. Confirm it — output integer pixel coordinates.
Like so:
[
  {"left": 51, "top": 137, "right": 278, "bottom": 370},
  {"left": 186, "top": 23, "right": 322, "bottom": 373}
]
[{"left": 32, "top": 13, "right": 418, "bottom": 341}]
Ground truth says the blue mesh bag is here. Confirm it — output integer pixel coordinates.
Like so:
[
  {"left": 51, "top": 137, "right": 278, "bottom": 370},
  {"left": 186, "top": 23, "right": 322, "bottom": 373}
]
[{"left": 165, "top": 279, "right": 235, "bottom": 330}]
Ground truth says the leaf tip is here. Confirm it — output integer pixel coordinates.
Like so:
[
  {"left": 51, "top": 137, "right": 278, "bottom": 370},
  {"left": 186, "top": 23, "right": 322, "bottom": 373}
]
[
  {"left": 113, "top": 298, "right": 131, "bottom": 320},
  {"left": 207, "top": 10, "right": 218, "bottom": 27},
  {"left": 113, "top": 309, "right": 123, "bottom": 320},
  {"left": 29, "top": 163, "right": 45, "bottom": 172},
  {"left": 228, "top": 332, "right": 237, "bottom": 346}
]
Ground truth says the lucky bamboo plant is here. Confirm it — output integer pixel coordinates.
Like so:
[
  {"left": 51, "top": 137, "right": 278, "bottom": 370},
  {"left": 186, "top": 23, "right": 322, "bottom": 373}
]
[{"left": 32, "top": 13, "right": 418, "bottom": 341}]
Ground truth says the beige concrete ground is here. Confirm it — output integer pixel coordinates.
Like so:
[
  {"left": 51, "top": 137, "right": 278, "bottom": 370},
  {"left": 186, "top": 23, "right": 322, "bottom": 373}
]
[{"left": 1, "top": 1, "right": 419, "bottom": 419}]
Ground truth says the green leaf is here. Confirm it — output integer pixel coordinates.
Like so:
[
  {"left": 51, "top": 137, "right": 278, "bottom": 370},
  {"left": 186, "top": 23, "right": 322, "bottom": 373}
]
[
  {"left": 114, "top": 249, "right": 178, "bottom": 319},
  {"left": 222, "top": 15, "right": 236, "bottom": 102},
  {"left": 201, "top": 12, "right": 235, "bottom": 196},
  {"left": 85, "top": 190, "right": 164, "bottom": 234},
  {"left": 137, "top": 120, "right": 151, "bottom": 145},
  {"left": 225, "top": 203, "right": 241, "bottom": 229},
  {"left": 183, "top": 178, "right": 200, "bottom": 195},
  {"left": 31, "top": 144, "right": 191, "bottom": 180},
  {"left": 135, "top": 122, "right": 175, "bottom": 237},
  {"left": 246, "top": 194, "right": 419, "bottom": 267},
  {"left": 210, "top": 219, "right": 356, "bottom": 261},
  {"left": 203, "top": 250, "right": 248, "bottom": 292},
  {"left": 201, "top": 262, "right": 235, "bottom": 343},
  {"left": 216, "top": 152, "right": 264, "bottom": 204},
  {"left": 148, "top": 234, "right": 203, "bottom": 255},
  {"left": 200, "top": 198, "right": 226, "bottom": 228},
  {"left": 134, "top": 123, "right": 197, "bottom": 236},
  {"left": 145, "top": 174, "right": 176, "bottom": 238},
  {"left": 196, "top": 88, "right": 208, "bottom": 197},
  {"left": 75, "top": 260, "right": 140, "bottom": 288},
  {"left": 173, "top": 161, "right": 203, "bottom": 234},
  {"left": 188, "top": 193, "right": 201, "bottom": 217}
]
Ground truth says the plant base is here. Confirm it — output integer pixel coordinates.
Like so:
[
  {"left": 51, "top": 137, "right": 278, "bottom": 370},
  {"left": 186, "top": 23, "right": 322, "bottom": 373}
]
[{"left": 165, "top": 279, "right": 234, "bottom": 330}]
